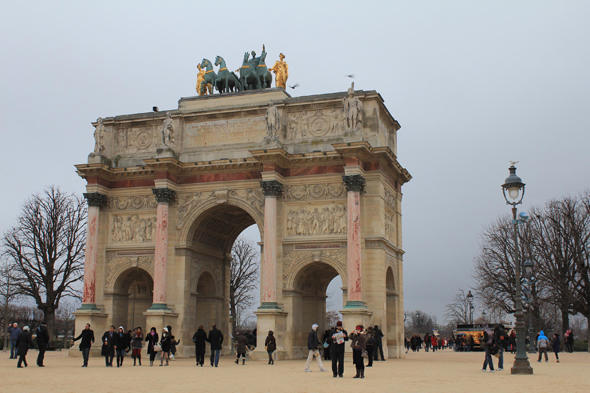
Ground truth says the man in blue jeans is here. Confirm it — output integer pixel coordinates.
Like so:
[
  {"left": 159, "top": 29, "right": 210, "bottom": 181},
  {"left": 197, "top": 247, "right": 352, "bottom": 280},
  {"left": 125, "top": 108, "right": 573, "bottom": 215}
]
[
  {"left": 207, "top": 324, "right": 223, "bottom": 367},
  {"left": 9, "top": 323, "right": 21, "bottom": 359},
  {"left": 481, "top": 323, "right": 495, "bottom": 373},
  {"left": 494, "top": 324, "right": 506, "bottom": 371}
]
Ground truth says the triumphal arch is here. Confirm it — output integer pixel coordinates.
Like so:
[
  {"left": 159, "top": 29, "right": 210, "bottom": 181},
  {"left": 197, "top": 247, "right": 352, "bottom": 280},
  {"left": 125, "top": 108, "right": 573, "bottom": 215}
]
[{"left": 73, "top": 80, "right": 411, "bottom": 359}]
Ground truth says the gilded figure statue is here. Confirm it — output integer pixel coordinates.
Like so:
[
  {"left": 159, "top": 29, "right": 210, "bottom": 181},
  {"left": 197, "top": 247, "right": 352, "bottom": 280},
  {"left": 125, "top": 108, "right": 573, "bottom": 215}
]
[
  {"left": 269, "top": 53, "right": 289, "bottom": 89},
  {"left": 196, "top": 63, "right": 212, "bottom": 96}
]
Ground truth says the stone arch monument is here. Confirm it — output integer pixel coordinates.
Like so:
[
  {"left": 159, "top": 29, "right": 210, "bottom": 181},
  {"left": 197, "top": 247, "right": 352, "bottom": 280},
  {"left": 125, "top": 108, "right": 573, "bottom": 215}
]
[{"left": 73, "top": 86, "right": 411, "bottom": 359}]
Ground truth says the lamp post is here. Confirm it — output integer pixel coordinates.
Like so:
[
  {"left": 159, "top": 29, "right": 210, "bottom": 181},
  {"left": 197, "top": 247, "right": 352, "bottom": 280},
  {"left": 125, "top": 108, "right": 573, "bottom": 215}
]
[
  {"left": 466, "top": 290, "right": 474, "bottom": 324},
  {"left": 523, "top": 259, "right": 537, "bottom": 354},
  {"left": 501, "top": 163, "right": 533, "bottom": 374}
]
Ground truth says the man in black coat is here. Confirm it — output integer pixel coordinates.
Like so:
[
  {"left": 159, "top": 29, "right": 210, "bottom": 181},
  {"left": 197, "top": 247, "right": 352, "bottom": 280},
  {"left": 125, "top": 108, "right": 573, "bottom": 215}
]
[
  {"left": 373, "top": 325, "right": 385, "bottom": 361},
  {"left": 35, "top": 322, "right": 49, "bottom": 367},
  {"left": 101, "top": 325, "right": 116, "bottom": 367},
  {"left": 330, "top": 321, "right": 349, "bottom": 378},
  {"left": 207, "top": 324, "right": 223, "bottom": 367},
  {"left": 73, "top": 323, "right": 95, "bottom": 367},
  {"left": 192, "top": 325, "right": 207, "bottom": 366},
  {"left": 17, "top": 326, "right": 32, "bottom": 368}
]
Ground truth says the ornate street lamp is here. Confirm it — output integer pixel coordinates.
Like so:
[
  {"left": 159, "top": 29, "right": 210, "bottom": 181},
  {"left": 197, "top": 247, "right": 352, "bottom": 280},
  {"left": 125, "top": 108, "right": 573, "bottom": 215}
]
[
  {"left": 523, "top": 259, "right": 537, "bottom": 354},
  {"left": 466, "top": 290, "right": 474, "bottom": 324},
  {"left": 501, "top": 163, "right": 533, "bottom": 374}
]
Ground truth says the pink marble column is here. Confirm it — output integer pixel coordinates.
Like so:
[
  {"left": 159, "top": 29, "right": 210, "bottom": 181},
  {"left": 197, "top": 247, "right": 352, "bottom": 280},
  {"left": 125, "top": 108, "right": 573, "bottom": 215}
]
[
  {"left": 259, "top": 180, "right": 283, "bottom": 309},
  {"left": 81, "top": 193, "right": 107, "bottom": 310},
  {"left": 150, "top": 188, "right": 176, "bottom": 310},
  {"left": 343, "top": 175, "right": 365, "bottom": 307}
]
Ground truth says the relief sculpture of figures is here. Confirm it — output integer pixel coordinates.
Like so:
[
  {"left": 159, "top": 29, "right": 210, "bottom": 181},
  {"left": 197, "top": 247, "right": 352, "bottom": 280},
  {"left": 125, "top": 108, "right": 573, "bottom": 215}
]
[
  {"left": 265, "top": 101, "right": 280, "bottom": 139},
  {"left": 94, "top": 117, "right": 106, "bottom": 154},
  {"left": 269, "top": 53, "right": 289, "bottom": 89},
  {"left": 176, "top": 192, "right": 204, "bottom": 229},
  {"left": 286, "top": 205, "right": 347, "bottom": 236},
  {"left": 162, "top": 111, "right": 175, "bottom": 147},
  {"left": 343, "top": 82, "right": 363, "bottom": 131},
  {"left": 111, "top": 215, "right": 156, "bottom": 243}
]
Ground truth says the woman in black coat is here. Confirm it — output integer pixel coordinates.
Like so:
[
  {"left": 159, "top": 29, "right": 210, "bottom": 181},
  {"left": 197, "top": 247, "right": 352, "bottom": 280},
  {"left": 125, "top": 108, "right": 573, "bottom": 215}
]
[
  {"left": 145, "top": 327, "right": 159, "bottom": 366},
  {"left": 235, "top": 331, "right": 249, "bottom": 365},
  {"left": 552, "top": 333, "right": 561, "bottom": 363},
  {"left": 159, "top": 327, "right": 171, "bottom": 366},
  {"left": 192, "top": 325, "right": 207, "bottom": 367},
  {"left": 265, "top": 330, "right": 276, "bottom": 365},
  {"left": 16, "top": 326, "right": 32, "bottom": 368},
  {"left": 73, "top": 323, "right": 95, "bottom": 367},
  {"left": 101, "top": 326, "right": 116, "bottom": 367}
]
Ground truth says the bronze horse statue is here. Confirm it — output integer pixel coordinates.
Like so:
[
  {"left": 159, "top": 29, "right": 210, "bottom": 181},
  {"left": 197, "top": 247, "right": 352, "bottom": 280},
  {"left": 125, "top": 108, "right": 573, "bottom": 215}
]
[
  {"left": 214, "top": 56, "right": 242, "bottom": 93},
  {"left": 256, "top": 50, "right": 272, "bottom": 89},
  {"left": 200, "top": 59, "right": 218, "bottom": 94},
  {"left": 238, "top": 52, "right": 260, "bottom": 90}
]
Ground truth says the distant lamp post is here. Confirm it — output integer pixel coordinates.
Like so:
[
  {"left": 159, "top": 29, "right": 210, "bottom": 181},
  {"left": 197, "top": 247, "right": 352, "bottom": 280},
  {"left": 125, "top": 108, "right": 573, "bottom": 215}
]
[
  {"left": 482, "top": 310, "right": 486, "bottom": 322},
  {"left": 523, "top": 258, "right": 537, "bottom": 354},
  {"left": 501, "top": 163, "right": 533, "bottom": 374},
  {"left": 466, "top": 290, "right": 474, "bottom": 324}
]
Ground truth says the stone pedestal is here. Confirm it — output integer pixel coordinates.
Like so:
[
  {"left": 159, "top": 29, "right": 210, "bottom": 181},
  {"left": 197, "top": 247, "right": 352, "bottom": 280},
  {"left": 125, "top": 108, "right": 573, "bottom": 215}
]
[
  {"left": 156, "top": 147, "right": 179, "bottom": 159},
  {"left": 143, "top": 309, "right": 179, "bottom": 335},
  {"left": 252, "top": 308, "right": 288, "bottom": 360},
  {"left": 340, "top": 307, "right": 373, "bottom": 333},
  {"left": 69, "top": 309, "right": 108, "bottom": 357},
  {"left": 87, "top": 152, "right": 112, "bottom": 166}
]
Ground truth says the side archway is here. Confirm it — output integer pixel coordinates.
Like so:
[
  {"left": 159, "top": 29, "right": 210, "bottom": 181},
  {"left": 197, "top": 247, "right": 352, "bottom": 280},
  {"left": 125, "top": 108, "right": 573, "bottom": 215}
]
[{"left": 110, "top": 267, "right": 153, "bottom": 330}]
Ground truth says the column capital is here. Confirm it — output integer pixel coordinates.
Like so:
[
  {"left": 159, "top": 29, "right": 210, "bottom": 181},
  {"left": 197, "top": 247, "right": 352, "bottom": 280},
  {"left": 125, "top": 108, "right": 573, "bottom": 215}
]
[
  {"left": 83, "top": 192, "right": 108, "bottom": 208},
  {"left": 260, "top": 180, "right": 283, "bottom": 197},
  {"left": 342, "top": 174, "right": 366, "bottom": 193},
  {"left": 152, "top": 188, "right": 177, "bottom": 204}
]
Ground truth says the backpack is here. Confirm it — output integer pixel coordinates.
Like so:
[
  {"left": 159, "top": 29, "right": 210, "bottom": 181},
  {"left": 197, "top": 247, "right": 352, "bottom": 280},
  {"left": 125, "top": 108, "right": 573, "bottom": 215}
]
[{"left": 538, "top": 338, "right": 547, "bottom": 348}]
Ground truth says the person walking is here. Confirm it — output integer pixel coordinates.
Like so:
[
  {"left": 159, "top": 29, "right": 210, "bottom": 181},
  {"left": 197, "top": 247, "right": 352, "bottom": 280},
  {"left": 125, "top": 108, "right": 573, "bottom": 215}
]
[
  {"left": 537, "top": 330, "right": 549, "bottom": 362},
  {"left": 114, "top": 326, "right": 129, "bottom": 367},
  {"left": 552, "top": 333, "right": 561, "bottom": 363},
  {"left": 566, "top": 330, "right": 574, "bottom": 353},
  {"left": 424, "top": 333, "right": 431, "bottom": 352},
  {"left": 170, "top": 335, "right": 180, "bottom": 361},
  {"left": 431, "top": 335, "right": 438, "bottom": 352},
  {"left": 265, "top": 330, "right": 276, "bottom": 365},
  {"left": 73, "top": 323, "right": 95, "bottom": 367},
  {"left": 494, "top": 324, "right": 506, "bottom": 371},
  {"left": 373, "top": 325, "right": 385, "bottom": 361},
  {"left": 207, "top": 324, "right": 223, "bottom": 367},
  {"left": 235, "top": 331, "right": 248, "bottom": 365},
  {"left": 132, "top": 327, "right": 143, "bottom": 366},
  {"left": 160, "top": 327, "right": 171, "bottom": 366},
  {"left": 350, "top": 325, "right": 367, "bottom": 379},
  {"left": 35, "top": 321, "right": 49, "bottom": 367},
  {"left": 322, "top": 329, "right": 332, "bottom": 361},
  {"left": 9, "top": 322, "right": 21, "bottom": 359},
  {"left": 365, "top": 327, "right": 375, "bottom": 367},
  {"left": 330, "top": 321, "right": 348, "bottom": 378},
  {"left": 304, "top": 324, "right": 327, "bottom": 372},
  {"left": 16, "top": 326, "right": 32, "bottom": 368},
  {"left": 192, "top": 325, "right": 207, "bottom": 367},
  {"left": 145, "top": 327, "right": 159, "bottom": 366},
  {"left": 101, "top": 326, "right": 116, "bottom": 367},
  {"left": 481, "top": 323, "right": 495, "bottom": 373}
]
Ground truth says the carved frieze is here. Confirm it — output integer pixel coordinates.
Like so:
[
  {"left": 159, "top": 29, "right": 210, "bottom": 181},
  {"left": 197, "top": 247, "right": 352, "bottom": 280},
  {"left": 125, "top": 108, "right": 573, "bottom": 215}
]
[
  {"left": 111, "top": 214, "right": 157, "bottom": 244},
  {"left": 109, "top": 195, "right": 157, "bottom": 210},
  {"left": 104, "top": 256, "right": 154, "bottom": 291},
  {"left": 116, "top": 126, "right": 158, "bottom": 154},
  {"left": 384, "top": 190, "right": 397, "bottom": 211},
  {"left": 177, "top": 192, "right": 215, "bottom": 230},
  {"left": 282, "top": 183, "right": 346, "bottom": 201},
  {"left": 286, "top": 204, "right": 347, "bottom": 237},
  {"left": 385, "top": 208, "right": 396, "bottom": 244},
  {"left": 287, "top": 108, "right": 345, "bottom": 140}
]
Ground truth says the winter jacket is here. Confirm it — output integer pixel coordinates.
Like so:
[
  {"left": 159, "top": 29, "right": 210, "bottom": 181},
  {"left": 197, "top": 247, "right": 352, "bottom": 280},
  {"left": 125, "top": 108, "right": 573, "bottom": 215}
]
[
  {"left": 10, "top": 327, "right": 21, "bottom": 341},
  {"left": 207, "top": 328, "right": 224, "bottom": 350},
  {"left": 35, "top": 325, "right": 50, "bottom": 346},
  {"left": 374, "top": 328, "right": 384, "bottom": 345},
  {"left": 17, "top": 331, "right": 32, "bottom": 355},
  {"left": 73, "top": 329, "right": 95, "bottom": 349},
  {"left": 145, "top": 332, "right": 159, "bottom": 354},
  {"left": 160, "top": 332, "right": 172, "bottom": 353},
  {"left": 265, "top": 334, "right": 276, "bottom": 353},
  {"left": 132, "top": 332, "right": 143, "bottom": 349},
  {"left": 236, "top": 334, "right": 249, "bottom": 354},
  {"left": 193, "top": 329, "right": 207, "bottom": 355},
  {"left": 537, "top": 331, "right": 549, "bottom": 350},
  {"left": 330, "top": 328, "right": 349, "bottom": 354},
  {"left": 101, "top": 331, "right": 116, "bottom": 357},
  {"left": 307, "top": 329, "right": 320, "bottom": 350},
  {"left": 349, "top": 332, "right": 367, "bottom": 349},
  {"left": 552, "top": 335, "right": 561, "bottom": 352}
]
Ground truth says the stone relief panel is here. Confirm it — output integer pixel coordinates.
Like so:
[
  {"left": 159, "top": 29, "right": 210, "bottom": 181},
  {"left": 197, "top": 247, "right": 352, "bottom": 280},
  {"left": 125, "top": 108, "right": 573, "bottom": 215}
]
[
  {"left": 116, "top": 126, "right": 162, "bottom": 154},
  {"left": 177, "top": 192, "right": 216, "bottom": 230},
  {"left": 109, "top": 195, "right": 157, "bottom": 210},
  {"left": 111, "top": 214, "right": 157, "bottom": 244},
  {"left": 183, "top": 118, "right": 266, "bottom": 149},
  {"left": 384, "top": 190, "right": 397, "bottom": 211},
  {"left": 286, "top": 204, "right": 347, "bottom": 237},
  {"left": 282, "top": 247, "right": 347, "bottom": 288},
  {"left": 191, "top": 254, "right": 224, "bottom": 296},
  {"left": 282, "top": 183, "right": 346, "bottom": 201},
  {"left": 385, "top": 208, "right": 396, "bottom": 244},
  {"left": 104, "top": 256, "right": 154, "bottom": 291},
  {"left": 287, "top": 109, "right": 344, "bottom": 141}
]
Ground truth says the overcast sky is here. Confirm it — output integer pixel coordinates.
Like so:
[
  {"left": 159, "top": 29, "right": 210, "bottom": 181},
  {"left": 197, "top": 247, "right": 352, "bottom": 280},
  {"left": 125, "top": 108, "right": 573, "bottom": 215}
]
[{"left": 1, "top": 1, "right": 589, "bottom": 322}]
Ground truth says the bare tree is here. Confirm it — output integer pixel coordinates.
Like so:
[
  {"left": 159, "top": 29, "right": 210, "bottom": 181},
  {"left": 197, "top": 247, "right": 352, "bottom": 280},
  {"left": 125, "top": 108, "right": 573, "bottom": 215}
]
[
  {"left": 404, "top": 310, "right": 434, "bottom": 336},
  {"left": 0, "top": 259, "right": 21, "bottom": 350},
  {"left": 444, "top": 289, "right": 471, "bottom": 325},
  {"left": 1, "top": 186, "right": 86, "bottom": 345},
  {"left": 229, "top": 236, "right": 259, "bottom": 336}
]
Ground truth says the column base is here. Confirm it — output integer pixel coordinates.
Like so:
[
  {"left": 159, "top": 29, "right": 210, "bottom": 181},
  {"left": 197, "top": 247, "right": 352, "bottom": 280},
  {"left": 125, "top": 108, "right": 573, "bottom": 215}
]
[
  {"left": 143, "top": 309, "right": 179, "bottom": 334},
  {"left": 253, "top": 307, "right": 287, "bottom": 359},
  {"left": 78, "top": 303, "right": 99, "bottom": 311},
  {"left": 148, "top": 303, "right": 171, "bottom": 311},
  {"left": 258, "top": 302, "right": 281, "bottom": 310},
  {"left": 511, "top": 358, "right": 533, "bottom": 374},
  {"left": 340, "top": 305, "right": 372, "bottom": 332},
  {"left": 343, "top": 300, "right": 366, "bottom": 309}
]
